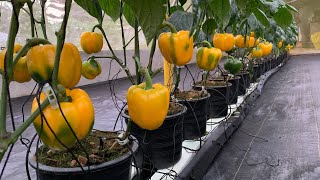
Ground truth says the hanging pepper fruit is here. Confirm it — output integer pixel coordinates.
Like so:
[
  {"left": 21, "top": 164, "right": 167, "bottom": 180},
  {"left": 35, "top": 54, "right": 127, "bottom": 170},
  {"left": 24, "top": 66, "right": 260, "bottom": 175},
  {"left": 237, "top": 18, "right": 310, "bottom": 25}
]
[
  {"left": 277, "top": 40, "right": 283, "bottom": 48},
  {"left": 13, "top": 56, "right": 31, "bottom": 83},
  {"left": 26, "top": 43, "right": 82, "bottom": 88},
  {"left": 235, "top": 35, "right": 245, "bottom": 48},
  {"left": 32, "top": 88, "right": 94, "bottom": 150},
  {"left": 250, "top": 32, "right": 255, "bottom": 37},
  {"left": 251, "top": 47, "right": 263, "bottom": 58},
  {"left": 258, "top": 41, "right": 273, "bottom": 57},
  {"left": 158, "top": 23, "right": 193, "bottom": 66},
  {"left": 127, "top": 68, "right": 170, "bottom": 130},
  {"left": 224, "top": 56, "right": 243, "bottom": 75},
  {"left": 0, "top": 44, "right": 31, "bottom": 83},
  {"left": 196, "top": 41, "right": 222, "bottom": 71},
  {"left": 213, "top": 33, "right": 235, "bottom": 51},
  {"left": 80, "top": 31, "right": 103, "bottom": 54},
  {"left": 81, "top": 57, "right": 102, "bottom": 80}
]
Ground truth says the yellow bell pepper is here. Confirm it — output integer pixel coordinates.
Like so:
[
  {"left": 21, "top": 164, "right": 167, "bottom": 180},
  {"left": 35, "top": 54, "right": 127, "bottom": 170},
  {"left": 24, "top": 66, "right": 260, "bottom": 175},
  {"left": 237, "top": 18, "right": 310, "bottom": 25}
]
[
  {"left": 32, "top": 88, "right": 94, "bottom": 150},
  {"left": 213, "top": 33, "right": 235, "bottom": 51},
  {"left": 258, "top": 41, "right": 273, "bottom": 57},
  {"left": 127, "top": 68, "right": 170, "bottom": 130},
  {"left": 26, "top": 43, "right": 82, "bottom": 88},
  {"left": 251, "top": 47, "right": 263, "bottom": 58},
  {"left": 0, "top": 44, "right": 31, "bottom": 83},
  {"left": 196, "top": 41, "right": 222, "bottom": 71},
  {"left": 80, "top": 31, "right": 103, "bottom": 54},
  {"left": 158, "top": 30, "right": 194, "bottom": 66},
  {"left": 235, "top": 35, "right": 245, "bottom": 48}
]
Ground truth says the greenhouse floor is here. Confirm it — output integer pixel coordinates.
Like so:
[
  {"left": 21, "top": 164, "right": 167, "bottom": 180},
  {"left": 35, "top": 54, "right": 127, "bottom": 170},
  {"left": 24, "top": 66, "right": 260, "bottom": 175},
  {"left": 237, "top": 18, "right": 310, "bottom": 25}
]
[
  {"left": 2, "top": 54, "right": 320, "bottom": 180},
  {"left": 203, "top": 54, "right": 320, "bottom": 180}
]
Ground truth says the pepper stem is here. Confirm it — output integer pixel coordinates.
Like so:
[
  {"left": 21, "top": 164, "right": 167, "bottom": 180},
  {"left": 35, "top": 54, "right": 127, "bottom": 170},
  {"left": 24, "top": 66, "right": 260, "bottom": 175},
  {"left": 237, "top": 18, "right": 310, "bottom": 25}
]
[
  {"left": 162, "top": 21, "right": 177, "bottom": 33},
  {"left": 201, "top": 40, "right": 212, "bottom": 48},
  {"left": 138, "top": 67, "right": 153, "bottom": 90}
]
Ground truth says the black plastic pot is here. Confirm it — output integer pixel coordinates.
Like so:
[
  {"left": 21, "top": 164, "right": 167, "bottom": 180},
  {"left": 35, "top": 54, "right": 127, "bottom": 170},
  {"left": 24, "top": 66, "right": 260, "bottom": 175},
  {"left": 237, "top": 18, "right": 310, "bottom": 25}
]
[
  {"left": 215, "top": 76, "right": 240, "bottom": 104},
  {"left": 177, "top": 92, "right": 210, "bottom": 140},
  {"left": 251, "top": 65, "right": 260, "bottom": 83},
  {"left": 193, "top": 83, "right": 231, "bottom": 118},
  {"left": 29, "top": 138, "right": 138, "bottom": 180},
  {"left": 237, "top": 71, "right": 250, "bottom": 96},
  {"left": 122, "top": 103, "right": 187, "bottom": 170}
]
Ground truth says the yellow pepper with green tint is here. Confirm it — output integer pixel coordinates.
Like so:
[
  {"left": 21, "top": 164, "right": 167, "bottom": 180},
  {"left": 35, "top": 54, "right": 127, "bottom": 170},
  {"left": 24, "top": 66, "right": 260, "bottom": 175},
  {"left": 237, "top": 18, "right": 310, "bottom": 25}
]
[
  {"left": 26, "top": 43, "right": 82, "bottom": 88},
  {"left": 0, "top": 44, "right": 31, "bottom": 83},
  {"left": 127, "top": 68, "right": 170, "bottom": 130},
  {"left": 32, "top": 88, "right": 94, "bottom": 150},
  {"left": 213, "top": 33, "right": 235, "bottom": 51},
  {"left": 196, "top": 41, "right": 222, "bottom": 71},
  {"left": 80, "top": 31, "right": 103, "bottom": 54},
  {"left": 158, "top": 30, "right": 194, "bottom": 66},
  {"left": 251, "top": 47, "right": 263, "bottom": 58}
]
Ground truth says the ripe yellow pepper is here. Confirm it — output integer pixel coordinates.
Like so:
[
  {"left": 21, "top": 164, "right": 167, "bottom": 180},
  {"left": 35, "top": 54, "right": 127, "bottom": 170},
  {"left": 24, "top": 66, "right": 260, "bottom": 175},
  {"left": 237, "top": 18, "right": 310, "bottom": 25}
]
[
  {"left": 80, "top": 31, "right": 103, "bottom": 54},
  {"left": 26, "top": 43, "right": 82, "bottom": 88},
  {"left": 213, "top": 33, "right": 235, "bottom": 51},
  {"left": 258, "top": 41, "right": 273, "bottom": 57},
  {"left": 277, "top": 41, "right": 283, "bottom": 48},
  {"left": 235, "top": 35, "right": 245, "bottom": 48},
  {"left": 234, "top": 35, "right": 258, "bottom": 48},
  {"left": 196, "top": 41, "right": 222, "bottom": 71},
  {"left": 0, "top": 44, "right": 31, "bottom": 83},
  {"left": 158, "top": 30, "right": 194, "bottom": 66},
  {"left": 251, "top": 47, "right": 263, "bottom": 58},
  {"left": 32, "top": 88, "right": 94, "bottom": 150},
  {"left": 127, "top": 68, "right": 170, "bottom": 130}
]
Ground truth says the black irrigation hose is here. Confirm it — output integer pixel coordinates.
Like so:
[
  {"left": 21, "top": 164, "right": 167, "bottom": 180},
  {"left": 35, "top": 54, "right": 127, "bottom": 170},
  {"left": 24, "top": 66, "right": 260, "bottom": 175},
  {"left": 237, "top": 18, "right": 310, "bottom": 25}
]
[{"left": 25, "top": 133, "right": 37, "bottom": 180}]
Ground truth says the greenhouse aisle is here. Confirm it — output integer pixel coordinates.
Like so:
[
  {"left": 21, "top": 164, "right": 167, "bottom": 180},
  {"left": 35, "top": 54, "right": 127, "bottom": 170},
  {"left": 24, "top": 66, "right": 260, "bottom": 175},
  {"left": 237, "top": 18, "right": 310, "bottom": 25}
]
[{"left": 203, "top": 54, "right": 320, "bottom": 180}]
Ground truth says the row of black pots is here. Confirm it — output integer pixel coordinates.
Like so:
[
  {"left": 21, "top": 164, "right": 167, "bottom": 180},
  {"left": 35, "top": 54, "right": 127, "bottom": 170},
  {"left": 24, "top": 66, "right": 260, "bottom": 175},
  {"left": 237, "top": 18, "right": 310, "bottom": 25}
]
[{"left": 30, "top": 54, "right": 288, "bottom": 180}]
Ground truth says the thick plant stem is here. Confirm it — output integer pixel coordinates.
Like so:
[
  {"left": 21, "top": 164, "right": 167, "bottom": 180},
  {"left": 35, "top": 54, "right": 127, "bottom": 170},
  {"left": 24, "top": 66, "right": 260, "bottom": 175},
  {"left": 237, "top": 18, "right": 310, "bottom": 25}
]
[
  {"left": 139, "top": 67, "right": 153, "bottom": 90},
  {"left": 0, "top": 99, "right": 50, "bottom": 161},
  {"left": 51, "top": 0, "right": 72, "bottom": 91},
  {"left": 172, "top": 66, "right": 181, "bottom": 93},
  {"left": 134, "top": 18, "right": 141, "bottom": 84},
  {"left": 148, "top": 37, "right": 157, "bottom": 74},
  {"left": 0, "top": 77, "right": 8, "bottom": 138},
  {"left": 119, "top": 0, "right": 127, "bottom": 66},
  {"left": 27, "top": 1, "right": 35, "bottom": 37},
  {"left": 0, "top": 1, "right": 23, "bottom": 138},
  {"left": 40, "top": 0, "right": 48, "bottom": 39}
]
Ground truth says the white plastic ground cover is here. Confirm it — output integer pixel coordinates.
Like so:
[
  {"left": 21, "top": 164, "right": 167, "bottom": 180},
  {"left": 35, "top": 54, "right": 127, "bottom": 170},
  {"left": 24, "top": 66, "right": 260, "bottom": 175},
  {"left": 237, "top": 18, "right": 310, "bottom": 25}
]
[{"left": 129, "top": 83, "right": 258, "bottom": 179}]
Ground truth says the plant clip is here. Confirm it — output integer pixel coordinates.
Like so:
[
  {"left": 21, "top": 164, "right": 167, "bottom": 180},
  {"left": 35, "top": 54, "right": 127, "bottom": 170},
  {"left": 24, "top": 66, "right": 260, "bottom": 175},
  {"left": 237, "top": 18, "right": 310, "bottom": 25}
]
[
  {"left": 42, "top": 83, "right": 59, "bottom": 109},
  {"left": 117, "top": 132, "right": 129, "bottom": 146}
]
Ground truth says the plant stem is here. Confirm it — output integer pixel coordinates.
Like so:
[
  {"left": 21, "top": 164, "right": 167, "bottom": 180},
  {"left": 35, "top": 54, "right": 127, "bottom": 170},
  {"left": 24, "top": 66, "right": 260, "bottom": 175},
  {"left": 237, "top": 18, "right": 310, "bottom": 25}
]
[
  {"left": 93, "top": 25, "right": 135, "bottom": 85},
  {"left": 40, "top": 0, "right": 48, "bottom": 39},
  {"left": 162, "top": 21, "right": 177, "bottom": 33},
  {"left": 201, "top": 40, "right": 212, "bottom": 48},
  {"left": 51, "top": 0, "right": 72, "bottom": 91},
  {"left": 134, "top": 18, "right": 141, "bottom": 84},
  {"left": 147, "top": 37, "right": 157, "bottom": 74},
  {"left": 119, "top": 0, "right": 127, "bottom": 66},
  {"left": 0, "top": 1, "right": 23, "bottom": 138},
  {"left": 172, "top": 65, "right": 181, "bottom": 93},
  {"left": 0, "top": 99, "right": 50, "bottom": 161},
  {"left": 139, "top": 67, "right": 153, "bottom": 90},
  {"left": 26, "top": 1, "right": 35, "bottom": 37}
]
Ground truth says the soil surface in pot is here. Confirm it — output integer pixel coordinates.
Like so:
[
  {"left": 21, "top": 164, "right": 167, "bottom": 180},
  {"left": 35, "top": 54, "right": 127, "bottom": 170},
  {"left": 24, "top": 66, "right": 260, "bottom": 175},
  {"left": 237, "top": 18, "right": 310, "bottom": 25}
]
[
  {"left": 174, "top": 90, "right": 207, "bottom": 101},
  {"left": 168, "top": 102, "right": 184, "bottom": 115},
  {"left": 36, "top": 131, "right": 131, "bottom": 168},
  {"left": 194, "top": 80, "right": 228, "bottom": 87}
]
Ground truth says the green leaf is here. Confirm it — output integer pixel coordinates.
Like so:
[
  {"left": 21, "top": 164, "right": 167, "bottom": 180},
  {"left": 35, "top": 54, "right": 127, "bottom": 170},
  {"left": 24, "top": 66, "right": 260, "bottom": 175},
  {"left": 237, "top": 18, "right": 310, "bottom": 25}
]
[
  {"left": 170, "top": 5, "right": 184, "bottom": 14},
  {"left": 247, "top": 13, "right": 261, "bottom": 30},
  {"left": 253, "top": 8, "right": 270, "bottom": 28},
  {"left": 179, "top": 0, "right": 187, "bottom": 6},
  {"left": 202, "top": 18, "right": 217, "bottom": 35},
  {"left": 235, "top": 0, "right": 248, "bottom": 10},
  {"left": 99, "top": 0, "right": 120, "bottom": 22},
  {"left": 168, "top": 10, "right": 193, "bottom": 31},
  {"left": 260, "top": 0, "right": 279, "bottom": 13},
  {"left": 273, "top": 7, "right": 293, "bottom": 29},
  {"left": 75, "top": 0, "right": 103, "bottom": 23},
  {"left": 286, "top": 4, "right": 298, "bottom": 13},
  {"left": 122, "top": 3, "right": 135, "bottom": 27},
  {"left": 123, "top": 0, "right": 166, "bottom": 45},
  {"left": 209, "top": 0, "right": 231, "bottom": 25}
]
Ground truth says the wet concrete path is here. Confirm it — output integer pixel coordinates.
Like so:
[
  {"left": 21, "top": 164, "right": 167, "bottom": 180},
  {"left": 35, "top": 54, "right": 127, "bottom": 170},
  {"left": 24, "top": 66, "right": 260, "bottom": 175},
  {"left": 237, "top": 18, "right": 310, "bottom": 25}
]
[{"left": 203, "top": 55, "right": 320, "bottom": 180}]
